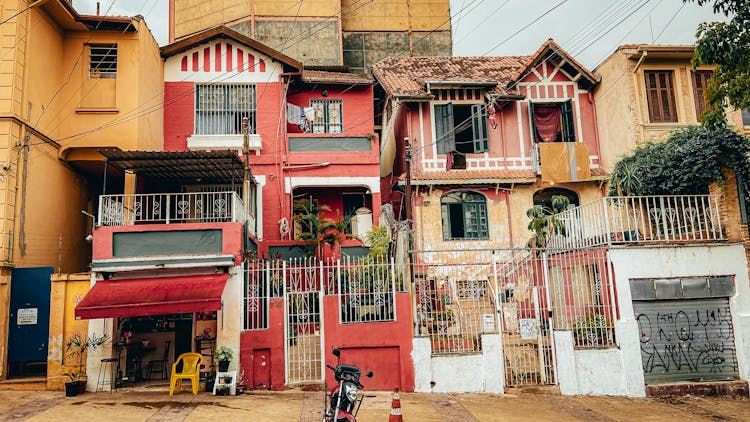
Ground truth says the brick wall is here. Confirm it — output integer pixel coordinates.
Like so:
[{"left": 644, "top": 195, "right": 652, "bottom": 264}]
[
  {"left": 710, "top": 168, "right": 749, "bottom": 244},
  {"left": 163, "top": 82, "right": 194, "bottom": 151}
]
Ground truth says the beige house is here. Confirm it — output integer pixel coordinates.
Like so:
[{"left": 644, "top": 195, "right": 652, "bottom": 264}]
[
  {"left": 0, "top": 0, "right": 162, "bottom": 387},
  {"left": 593, "top": 44, "right": 746, "bottom": 171}
]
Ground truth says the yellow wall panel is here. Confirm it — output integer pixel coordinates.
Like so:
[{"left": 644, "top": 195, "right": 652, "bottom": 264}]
[
  {"left": 174, "top": 0, "right": 249, "bottom": 39},
  {"left": 255, "top": 0, "right": 339, "bottom": 17}
]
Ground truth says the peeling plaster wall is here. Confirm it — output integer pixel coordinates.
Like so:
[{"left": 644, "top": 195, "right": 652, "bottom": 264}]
[
  {"left": 218, "top": 266, "right": 243, "bottom": 372},
  {"left": 555, "top": 330, "right": 633, "bottom": 396}
]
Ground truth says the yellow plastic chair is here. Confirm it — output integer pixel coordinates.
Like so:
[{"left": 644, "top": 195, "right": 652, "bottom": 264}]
[{"left": 169, "top": 352, "right": 203, "bottom": 396}]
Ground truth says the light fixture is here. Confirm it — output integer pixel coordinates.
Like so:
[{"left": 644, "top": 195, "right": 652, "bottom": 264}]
[{"left": 322, "top": 89, "right": 328, "bottom": 97}]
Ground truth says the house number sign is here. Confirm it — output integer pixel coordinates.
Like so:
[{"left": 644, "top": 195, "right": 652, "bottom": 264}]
[{"left": 17, "top": 308, "right": 38, "bottom": 325}]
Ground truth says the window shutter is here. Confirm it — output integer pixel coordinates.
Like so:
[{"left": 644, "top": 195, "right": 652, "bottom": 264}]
[
  {"left": 435, "top": 103, "right": 456, "bottom": 154},
  {"left": 561, "top": 99, "right": 576, "bottom": 142},
  {"left": 528, "top": 102, "right": 538, "bottom": 143},
  {"left": 441, "top": 203, "right": 452, "bottom": 240},
  {"left": 471, "top": 104, "right": 489, "bottom": 152}
]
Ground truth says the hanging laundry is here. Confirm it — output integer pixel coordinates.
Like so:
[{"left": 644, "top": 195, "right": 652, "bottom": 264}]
[
  {"left": 287, "top": 103, "right": 302, "bottom": 125},
  {"left": 488, "top": 102, "right": 498, "bottom": 130},
  {"left": 446, "top": 151, "right": 455, "bottom": 171}
]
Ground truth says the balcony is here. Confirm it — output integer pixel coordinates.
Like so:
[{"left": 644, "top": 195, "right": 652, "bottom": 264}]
[
  {"left": 548, "top": 195, "right": 725, "bottom": 249},
  {"left": 99, "top": 191, "right": 246, "bottom": 226}
]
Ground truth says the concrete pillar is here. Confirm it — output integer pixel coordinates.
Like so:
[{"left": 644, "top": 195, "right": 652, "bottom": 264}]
[{"left": 217, "top": 266, "right": 243, "bottom": 372}]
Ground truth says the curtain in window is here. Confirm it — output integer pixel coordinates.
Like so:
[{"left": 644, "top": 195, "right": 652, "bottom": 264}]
[{"left": 533, "top": 105, "right": 562, "bottom": 142}]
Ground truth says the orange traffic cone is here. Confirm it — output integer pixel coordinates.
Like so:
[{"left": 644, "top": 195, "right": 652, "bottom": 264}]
[{"left": 389, "top": 387, "right": 403, "bottom": 422}]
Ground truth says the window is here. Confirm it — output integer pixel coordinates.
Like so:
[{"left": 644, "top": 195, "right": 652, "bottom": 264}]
[
  {"left": 692, "top": 70, "right": 713, "bottom": 119},
  {"left": 434, "top": 103, "right": 488, "bottom": 154},
  {"left": 742, "top": 109, "right": 750, "bottom": 126},
  {"left": 89, "top": 44, "right": 117, "bottom": 79},
  {"left": 195, "top": 84, "right": 256, "bottom": 135},
  {"left": 311, "top": 99, "right": 342, "bottom": 133},
  {"left": 440, "top": 191, "right": 488, "bottom": 240},
  {"left": 529, "top": 100, "right": 575, "bottom": 142},
  {"left": 644, "top": 70, "right": 677, "bottom": 123}
]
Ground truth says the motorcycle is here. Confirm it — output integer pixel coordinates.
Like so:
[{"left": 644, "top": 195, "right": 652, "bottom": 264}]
[{"left": 323, "top": 348, "right": 373, "bottom": 422}]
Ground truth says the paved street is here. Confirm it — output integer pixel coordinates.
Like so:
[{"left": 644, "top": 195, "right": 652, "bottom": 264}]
[{"left": 1, "top": 387, "right": 750, "bottom": 421}]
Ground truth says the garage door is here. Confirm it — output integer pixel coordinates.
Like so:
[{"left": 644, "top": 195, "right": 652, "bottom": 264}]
[{"left": 634, "top": 298, "right": 739, "bottom": 384}]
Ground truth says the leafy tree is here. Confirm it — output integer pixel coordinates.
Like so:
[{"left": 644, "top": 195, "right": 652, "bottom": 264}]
[
  {"left": 686, "top": 0, "right": 750, "bottom": 127},
  {"left": 608, "top": 126, "right": 750, "bottom": 196}
]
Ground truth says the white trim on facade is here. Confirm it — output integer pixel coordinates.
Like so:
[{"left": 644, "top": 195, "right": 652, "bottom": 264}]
[
  {"left": 284, "top": 177, "right": 381, "bottom": 194},
  {"left": 187, "top": 134, "right": 262, "bottom": 152}
]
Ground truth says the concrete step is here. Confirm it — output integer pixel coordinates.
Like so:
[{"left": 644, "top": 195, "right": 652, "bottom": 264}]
[{"left": 0, "top": 376, "right": 47, "bottom": 391}]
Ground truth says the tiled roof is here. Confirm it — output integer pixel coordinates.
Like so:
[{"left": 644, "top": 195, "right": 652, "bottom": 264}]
[
  {"left": 372, "top": 56, "right": 531, "bottom": 97},
  {"left": 591, "top": 167, "right": 609, "bottom": 179},
  {"left": 509, "top": 39, "right": 598, "bottom": 87},
  {"left": 301, "top": 70, "right": 372, "bottom": 85},
  {"left": 399, "top": 169, "right": 537, "bottom": 185}
]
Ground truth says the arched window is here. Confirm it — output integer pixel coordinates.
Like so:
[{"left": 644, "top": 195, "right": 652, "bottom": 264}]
[
  {"left": 533, "top": 188, "right": 579, "bottom": 212},
  {"left": 441, "top": 191, "right": 488, "bottom": 240}
]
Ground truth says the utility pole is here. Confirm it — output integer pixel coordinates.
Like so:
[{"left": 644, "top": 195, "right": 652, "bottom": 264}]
[
  {"left": 404, "top": 138, "right": 412, "bottom": 222},
  {"left": 242, "top": 117, "right": 250, "bottom": 225}
]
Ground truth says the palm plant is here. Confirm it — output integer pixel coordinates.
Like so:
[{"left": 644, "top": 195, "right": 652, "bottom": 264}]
[
  {"left": 526, "top": 195, "right": 570, "bottom": 248},
  {"left": 293, "top": 199, "right": 352, "bottom": 257}
]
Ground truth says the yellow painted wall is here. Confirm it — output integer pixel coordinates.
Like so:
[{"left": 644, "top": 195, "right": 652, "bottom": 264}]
[
  {"left": 413, "top": 182, "right": 604, "bottom": 254},
  {"left": 255, "top": 0, "right": 339, "bottom": 16},
  {"left": 174, "top": 0, "right": 248, "bottom": 40},
  {"left": 342, "top": 0, "right": 450, "bottom": 32},
  {"left": 46, "top": 274, "right": 91, "bottom": 390}
]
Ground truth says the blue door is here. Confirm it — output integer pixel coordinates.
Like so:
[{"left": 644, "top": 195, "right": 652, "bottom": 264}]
[{"left": 8, "top": 267, "right": 53, "bottom": 376}]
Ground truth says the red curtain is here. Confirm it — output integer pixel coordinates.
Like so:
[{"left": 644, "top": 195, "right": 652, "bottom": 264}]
[{"left": 533, "top": 105, "right": 562, "bottom": 142}]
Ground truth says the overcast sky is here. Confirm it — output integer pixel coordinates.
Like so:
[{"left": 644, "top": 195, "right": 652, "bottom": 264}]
[{"left": 72, "top": 0, "right": 728, "bottom": 69}]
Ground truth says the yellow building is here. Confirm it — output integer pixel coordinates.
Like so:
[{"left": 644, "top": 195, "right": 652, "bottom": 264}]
[
  {"left": 170, "top": 0, "right": 452, "bottom": 72},
  {"left": 593, "top": 44, "right": 746, "bottom": 171},
  {"left": 0, "top": 0, "right": 162, "bottom": 386}
]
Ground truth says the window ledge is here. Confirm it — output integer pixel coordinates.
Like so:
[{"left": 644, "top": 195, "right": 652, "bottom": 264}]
[
  {"left": 187, "top": 134, "right": 262, "bottom": 151},
  {"left": 76, "top": 108, "right": 119, "bottom": 114},
  {"left": 641, "top": 122, "right": 691, "bottom": 129}
]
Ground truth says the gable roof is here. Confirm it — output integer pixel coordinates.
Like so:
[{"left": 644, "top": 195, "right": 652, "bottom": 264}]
[
  {"left": 372, "top": 56, "right": 530, "bottom": 99},
  {"left": 160, "top": 26, "right": 302, "bottom": 72},
  {"left": 508, "top": 39, "right": 599, "bottom": 90}
]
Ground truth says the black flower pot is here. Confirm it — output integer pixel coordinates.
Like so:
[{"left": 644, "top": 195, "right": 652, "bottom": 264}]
[
  {"left": 65, "top": 382, "right": 79, "bottom": 397},
  {"left": 218, "top": 361, "right": 230, "bottom": 372}
]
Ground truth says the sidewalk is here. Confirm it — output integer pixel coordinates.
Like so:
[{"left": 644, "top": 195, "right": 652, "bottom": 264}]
[{"left": 0, "top": 386, "right": 749, "bottom": 421}]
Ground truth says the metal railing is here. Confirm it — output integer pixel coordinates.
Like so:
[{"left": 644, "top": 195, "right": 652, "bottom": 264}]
[
  {"left": 549, "top": 195, "right": 724, "bottom": 249},
  {"left": 244, "top": 255, "right": 406, "bottom": 330},
  {"left": 98, "top": 191, "right": 245, "bottom": 226}
]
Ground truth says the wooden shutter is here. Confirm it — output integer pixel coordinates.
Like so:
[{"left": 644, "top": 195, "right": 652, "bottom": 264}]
[
  {"left": 561, "top": 100, "right": 576, "bottom": 142},
  {"left": 644, "top": 70, "right": 677, "bottom": 123},
  {"left": 471, "top": 104, "right": 489, "bottom": 152},
  {"left": 440, "top": 203, "right": 452, "bottom": 240},
  {"left": 528, "top": 102, "right": 538, "bottom": 142},
  {"left": 692, "top": 70, "right": 713, "bottom": 119},
  {"left": 435, "top": 103, "right": 456, "bottom": 154}
]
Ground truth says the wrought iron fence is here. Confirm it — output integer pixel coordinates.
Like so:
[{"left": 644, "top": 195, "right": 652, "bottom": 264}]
[
  {"left": 98, "top": 191, "right": 245, "bottom": 226},
  {"left": 412, "top": 249, "right": 501, "bottom": 355},
  {"left": 243, "top": 255, "right": 405, "bottom": 330},
  {"left": 549, "top": 195, "right": 724, "bottom": 249}
]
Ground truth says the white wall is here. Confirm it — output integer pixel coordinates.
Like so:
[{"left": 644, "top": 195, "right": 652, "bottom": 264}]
[
  {"left": 602, "top": 244, "right": 750, "bottom": 396},
  {"left": 217, "top": 266, "right": 243, "bottom": 371},
  {"left": 411, "top": 334, "right": 504, "bottom": 393}
]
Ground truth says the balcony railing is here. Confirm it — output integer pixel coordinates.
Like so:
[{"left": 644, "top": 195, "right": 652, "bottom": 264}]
[
  {"left": 99, "top": 191, "right": 246, "bottom": 226},
  {"left": 548, "top": 195, "right": 724, "bottom": 249}
]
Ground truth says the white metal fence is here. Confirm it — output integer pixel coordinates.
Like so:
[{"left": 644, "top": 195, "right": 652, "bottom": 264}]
[
  {"left": 549, "top": 195, "right": 724, "bottom": 249},
  {"left": 99, "top": 191, "right": 245, "bottom": 226}
]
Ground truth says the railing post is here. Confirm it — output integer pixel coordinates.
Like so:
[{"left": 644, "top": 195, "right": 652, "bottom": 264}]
[
  {"left": 602, "top": 197, "right": 611, "bottom": 246},
  {"left": 98, "top": 197, "right": 104, "bottom": 226},
  {"left": 165, "top": 194, "right": 171, "bottom": 224}
]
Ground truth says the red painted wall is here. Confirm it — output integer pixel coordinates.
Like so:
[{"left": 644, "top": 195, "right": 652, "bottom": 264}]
[
  {"left": 323, "top": 293, "right": 414, "bottom": 391},
  {"left": 164, "top": 82, "right": 194, "bottom": 151},
  {"left": 92, "top": 222, "right": 244, "bottom": 263},
  {"left": 240, "top": 298, "right": 286, "bottom": 390}
]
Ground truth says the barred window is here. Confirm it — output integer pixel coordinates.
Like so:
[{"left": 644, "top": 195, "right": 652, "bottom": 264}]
[
  {"left": 89, "top": 44, "right": 117, "bottom": 79},
  {"left": 311, "top": 99, "right": 342, "bottom": 133},
  {"left": 195, "top": 84, "right": 256, "bottom": 135}
]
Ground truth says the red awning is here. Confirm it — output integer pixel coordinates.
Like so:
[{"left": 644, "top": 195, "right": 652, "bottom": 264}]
[{"left": 75, "top": 273, "right": 229, "bottom": 320}]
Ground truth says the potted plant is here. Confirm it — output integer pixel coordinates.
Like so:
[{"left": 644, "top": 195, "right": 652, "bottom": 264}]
[
  {"left": 215, "top": 384, "right": 231, "bottom": 396},
  {"left": 572, "top": 312, "right": 613, "bottom": 347},
  {"left": 215, "top": 346, "right": 234, "bottom": 372},
  {"left": 64, "top": 332, "right": 111, "bottom": 395},
  {"left": 205, "top": 371, "right": 216, "bottom": 392}
]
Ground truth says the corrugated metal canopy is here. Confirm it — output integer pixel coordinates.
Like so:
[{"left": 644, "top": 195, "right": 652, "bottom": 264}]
[{"left": 99, "top": 149, "right": 246, "bottom": 183}]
